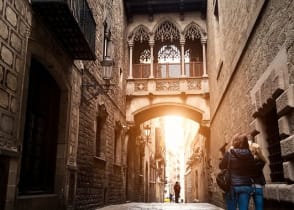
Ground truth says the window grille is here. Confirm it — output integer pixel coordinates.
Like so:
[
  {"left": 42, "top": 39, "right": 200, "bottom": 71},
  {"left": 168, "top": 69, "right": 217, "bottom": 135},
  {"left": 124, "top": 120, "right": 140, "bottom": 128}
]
[{"left": 262, "top": 105, "right": 284, "bottom": 182}]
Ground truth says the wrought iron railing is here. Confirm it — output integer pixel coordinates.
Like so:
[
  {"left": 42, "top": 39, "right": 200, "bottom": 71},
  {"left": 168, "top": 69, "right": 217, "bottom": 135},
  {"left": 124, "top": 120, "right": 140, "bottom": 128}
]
[
  {"left": 68, "top": 0, "right": 96, "bottom": 53},
  {"left": 31, "top": 0, "right": 96, "bottom": 59}
]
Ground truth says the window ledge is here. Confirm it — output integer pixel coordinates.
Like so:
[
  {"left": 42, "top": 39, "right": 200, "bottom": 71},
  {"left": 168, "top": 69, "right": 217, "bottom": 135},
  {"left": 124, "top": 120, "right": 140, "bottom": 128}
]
[
  {"left": 114, "top": 163, "right": 121, "bottom": 166},
  {"left": 93, "top": 156, "right": 106, "bottom": 165}
]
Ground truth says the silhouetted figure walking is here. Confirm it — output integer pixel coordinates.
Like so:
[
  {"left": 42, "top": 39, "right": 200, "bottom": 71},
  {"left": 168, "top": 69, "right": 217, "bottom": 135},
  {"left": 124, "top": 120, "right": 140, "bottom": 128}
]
[{"left": 174, "top": 181, "right": 181, "bottom": 203}]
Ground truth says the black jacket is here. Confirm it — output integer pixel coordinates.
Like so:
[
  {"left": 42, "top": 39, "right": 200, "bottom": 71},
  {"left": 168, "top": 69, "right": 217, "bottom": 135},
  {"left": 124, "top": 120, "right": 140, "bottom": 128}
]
[
  {"left": 219, "top": 149, "right": 257, "bottom": 186},
  {"left": 252, "top": 158, "right": 266, "bottom": 185}
]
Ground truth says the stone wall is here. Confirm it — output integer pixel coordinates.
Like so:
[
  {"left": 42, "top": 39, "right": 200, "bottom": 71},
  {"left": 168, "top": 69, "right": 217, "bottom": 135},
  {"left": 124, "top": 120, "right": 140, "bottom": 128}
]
[
  {"left": 0, "top": 0, "right": 86, "bottom": 209},
  {"left": 0, "top": 0, "right": 129, "bottom": 209},
  {"left": 207, "top": 0, "right": 294, "bottom": 207},
  {"left": 0, "top": 0, "right": 30, "bottom": 154},
  {"left": 75, "top": 0, "right": 128, "bottom": 209}
]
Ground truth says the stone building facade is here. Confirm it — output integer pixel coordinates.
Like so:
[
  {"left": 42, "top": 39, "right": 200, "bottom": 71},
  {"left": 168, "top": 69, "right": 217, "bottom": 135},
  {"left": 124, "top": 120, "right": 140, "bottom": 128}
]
[
  {"left": 0, "top": 0, "right": 129, "bottom": 210},
  {"left": 206, "top": 0, "right": 294, "bottom": 209},
  {"left": 75, "top": 0, "right": 129, "bottom": 209},
  {"left": 124, "top": 7, "right": 210, "bottom": 204},
  {"left": 1, "top": 0, "right": 293, "bottom": 210},
  {"left": 185, "top": 128, "right": 209, "bottom": 203}
]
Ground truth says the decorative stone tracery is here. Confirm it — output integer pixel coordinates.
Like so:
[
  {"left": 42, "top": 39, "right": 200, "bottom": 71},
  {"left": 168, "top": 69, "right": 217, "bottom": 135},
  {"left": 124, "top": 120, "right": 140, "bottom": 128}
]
[
  {"left": 158, "top": 45, "right": 181, "bottom": 62},
  {"left": 140, "top": 49, "right": 151, "bottom": 63},
  {"left": 134, "top": 26, "right": 150, "bottom": 43},
  {"left": 128, "top": 20, "right": 207, "bottom": 79},
  {"left": 185, "top": 24, "right": 202, "bottom": 40},
  {"left": 154, "top": 21, "right": 180, "bottom": 42}
]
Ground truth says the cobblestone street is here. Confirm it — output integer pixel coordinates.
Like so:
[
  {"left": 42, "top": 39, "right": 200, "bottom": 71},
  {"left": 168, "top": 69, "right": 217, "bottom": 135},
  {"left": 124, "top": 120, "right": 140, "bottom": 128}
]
[{"left": 96, "top": 203, "right": 223, "bottom": 210}]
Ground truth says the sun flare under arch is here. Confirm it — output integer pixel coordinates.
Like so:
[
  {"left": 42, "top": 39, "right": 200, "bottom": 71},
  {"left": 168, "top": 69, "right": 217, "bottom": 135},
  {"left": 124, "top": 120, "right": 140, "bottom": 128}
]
[{"left": 163, "top": 115, "right": 199, "bottom": 152}]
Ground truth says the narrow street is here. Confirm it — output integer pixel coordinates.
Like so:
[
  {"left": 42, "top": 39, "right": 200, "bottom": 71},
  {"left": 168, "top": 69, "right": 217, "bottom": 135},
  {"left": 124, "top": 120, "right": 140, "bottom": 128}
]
[
  {"left": 96, "top": 203, "right": 223, "bottom": 210},
  {"left": 1, "top": 0, "right": 293, "bottom": 210}
]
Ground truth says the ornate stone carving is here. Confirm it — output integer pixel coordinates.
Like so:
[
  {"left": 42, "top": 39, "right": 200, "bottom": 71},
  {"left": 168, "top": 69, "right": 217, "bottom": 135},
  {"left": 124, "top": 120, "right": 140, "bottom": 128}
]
[
  {"left": 155, "top": 21, "right": 180, "bottom": 42},
  {"left": 158, "top": 45, "right": 180, "bottom": 62},
  {"left": 140, "top": 49, "right": 151, "bottom": 63},
  {"left": 135, "top": 81, "right": 148, "bottom": 91},
  {"left": 134, "top": 26, "right": 150, "bottom": 43},
  {"left": 187, "top": 79, "right": 201, "bottom": 90},
  {"left": 185, "top": 24, "right": 202, "bottom": 40},
  {"left": 156, "top": 80, "right": 180, "bottom": 91}
]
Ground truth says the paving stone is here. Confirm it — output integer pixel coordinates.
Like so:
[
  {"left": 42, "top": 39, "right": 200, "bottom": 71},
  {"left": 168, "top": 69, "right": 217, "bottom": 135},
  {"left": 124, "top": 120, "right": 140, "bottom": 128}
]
[{"left": 96, "top": 202, "right": 224, "bottom": 210}]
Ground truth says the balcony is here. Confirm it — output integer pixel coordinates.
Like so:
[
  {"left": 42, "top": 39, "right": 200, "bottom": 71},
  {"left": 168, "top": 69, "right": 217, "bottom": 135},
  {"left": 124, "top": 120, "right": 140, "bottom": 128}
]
[
  {"left": 31, "top": 0, "right": 96, "bottom": 60},
  {"left": 133, "top": 62, "right": 203, "bottom": 78},
  {"left": 127, "top": 62, "right": 208, "bottom": 96}
]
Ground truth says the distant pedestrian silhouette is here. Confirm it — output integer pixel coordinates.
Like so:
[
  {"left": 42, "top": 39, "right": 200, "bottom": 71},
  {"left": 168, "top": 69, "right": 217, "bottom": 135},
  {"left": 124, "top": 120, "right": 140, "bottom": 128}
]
[
  {"left": 173, "top": 181, "right": 181, "bottom": 203},
  {"left": 169, "top": 193, "right": 173, "bottom": 202}
]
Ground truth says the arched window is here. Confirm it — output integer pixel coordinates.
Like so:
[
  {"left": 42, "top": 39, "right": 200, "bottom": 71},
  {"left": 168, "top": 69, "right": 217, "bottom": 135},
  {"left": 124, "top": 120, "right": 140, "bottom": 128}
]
[
  {"left": 139, "top": 49, "right": 151, "bottom": 64},
  {"left": 158, "top": 45, "right": 180, "bottom": 63},
  {"left": 156, "top": 45, "right": 182, "bottom": 78},
  {"left": 132, "top": 26, "right": 150, "bottom": 78},
  {"left": 184, "top": 24, "right": 203, "bottom": 77}
]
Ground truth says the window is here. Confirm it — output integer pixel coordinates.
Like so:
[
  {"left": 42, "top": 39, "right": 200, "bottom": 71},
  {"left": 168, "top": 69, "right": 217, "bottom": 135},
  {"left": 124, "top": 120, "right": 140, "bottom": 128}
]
[
  {"left": 103, "top": 21, "right": 111, "bottom": 59},
  {"left": 260, "top": 104, "right": 284, "bottom": 182},
  {"left": 95, "top": 116, "right": 103, "bottom": 157},
  {"left": 114, "top": 122, "right": 122, "bottom": 165},
  {"left": 139, "top": 49, "right": 151, "bottom": 64},
  {"left": 158, "top": 45, "right": 181, "bottom": 63},
  {"left": 95, "top": 105, "right": 108, "bottom": 158},
  {"left": 213, "top": 0, "right": 219, "bottom": 19},
  {"left": 157, "top": 45, "right": 181, "bottom": 78}
]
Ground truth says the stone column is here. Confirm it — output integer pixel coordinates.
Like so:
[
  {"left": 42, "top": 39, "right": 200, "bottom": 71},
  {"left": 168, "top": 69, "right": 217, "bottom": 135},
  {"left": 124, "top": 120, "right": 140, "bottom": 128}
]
[
  {"left": 180, "top": 38, "right": 186, "bottom": 77},
  {"left": 201, "top": 37, "right": 208, "bottom": 77},
  {"left": 128, "top": 40, "right": 134, "bottom": 79},
  {"left": 149, "top": 39, "right": 154, "bottom": 78}
]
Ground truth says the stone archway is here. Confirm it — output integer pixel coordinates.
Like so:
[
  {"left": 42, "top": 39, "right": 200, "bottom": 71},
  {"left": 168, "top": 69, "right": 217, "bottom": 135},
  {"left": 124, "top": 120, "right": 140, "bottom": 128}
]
[
  {"left": 133, "top": 104, "right": 204, "bottom": 124},
  {"left": 126, "top": 101, "right": 209, "bottom": 202}
]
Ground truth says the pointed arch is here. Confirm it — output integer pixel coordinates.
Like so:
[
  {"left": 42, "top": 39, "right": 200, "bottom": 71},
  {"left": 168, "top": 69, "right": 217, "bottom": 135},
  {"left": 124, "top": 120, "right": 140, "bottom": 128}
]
[
  {"left": 153, "top": 20, "right": 181, "bottom": 42},
  {"left": 128, "top": 24, "right": 150, "bottom": 42},
  {"left": 184, "top": 22, "right": 206, "bottom": 40}
]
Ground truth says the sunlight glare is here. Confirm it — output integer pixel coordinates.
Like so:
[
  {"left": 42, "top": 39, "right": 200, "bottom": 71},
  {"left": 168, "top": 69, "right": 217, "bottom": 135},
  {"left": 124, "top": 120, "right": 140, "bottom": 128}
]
[{"left": 164, "top": 116, "right": 184, "bottom": 151}]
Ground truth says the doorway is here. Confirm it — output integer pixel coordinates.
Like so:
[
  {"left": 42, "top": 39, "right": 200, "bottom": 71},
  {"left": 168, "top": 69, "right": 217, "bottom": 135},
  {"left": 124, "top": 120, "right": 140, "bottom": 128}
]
[
  {"left": 19, "top": 59, "right": 60, "bottom": 195},
  {"left": 0, "top": 156, "right": 9, "bottom": 209}
]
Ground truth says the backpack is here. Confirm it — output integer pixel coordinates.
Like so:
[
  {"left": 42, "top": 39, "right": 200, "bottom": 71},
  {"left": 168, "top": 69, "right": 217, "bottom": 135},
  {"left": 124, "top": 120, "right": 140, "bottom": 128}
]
[
  {"left": 216, "top": 168, "right": 231, "bottom": 191},
  {"left": 216, "top": 153, "right": 231, "bottom": 192}
]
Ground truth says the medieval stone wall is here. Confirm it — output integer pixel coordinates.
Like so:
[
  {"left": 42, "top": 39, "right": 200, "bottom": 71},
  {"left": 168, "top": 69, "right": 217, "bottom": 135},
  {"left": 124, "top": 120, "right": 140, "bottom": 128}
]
[
  {"left": 75, "top": 0, "right": 128, "bottom": 209},
  {"left": 0, "top": 0, "right": 79, "bottom": 209},
  {"left": 207, "top": 0, "right": 294, "bottom": 207},
  {"left": 0, "top": 0, "right": 30, "bottom": 154}
]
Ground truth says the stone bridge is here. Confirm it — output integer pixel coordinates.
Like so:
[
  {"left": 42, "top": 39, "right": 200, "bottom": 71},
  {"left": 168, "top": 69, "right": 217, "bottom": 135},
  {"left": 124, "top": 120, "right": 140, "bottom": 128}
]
[{"left": 126, "top": 77, "right": 210, "bottom": 126}]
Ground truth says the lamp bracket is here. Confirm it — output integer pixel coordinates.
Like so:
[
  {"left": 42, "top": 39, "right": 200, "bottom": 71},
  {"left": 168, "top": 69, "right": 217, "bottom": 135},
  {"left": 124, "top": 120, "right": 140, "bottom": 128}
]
[
  {"left": 82, "top": 83, "right": 114, "bottom": 102},
  {"left": 81, "top": 68, "right": 114, "bottom": 102}
]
